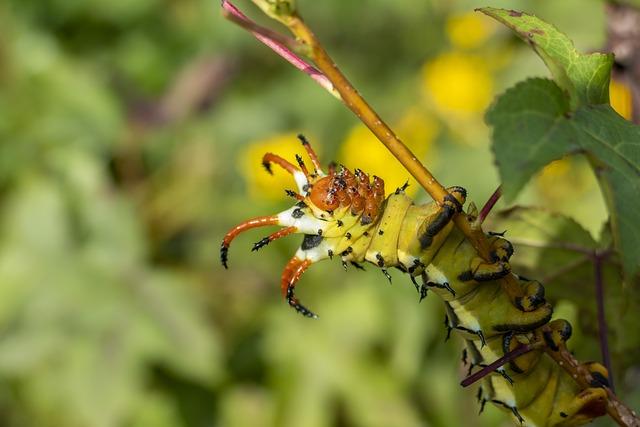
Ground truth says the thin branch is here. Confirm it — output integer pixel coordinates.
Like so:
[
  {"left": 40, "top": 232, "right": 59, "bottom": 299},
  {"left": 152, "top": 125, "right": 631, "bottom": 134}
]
[
  {"left": 460, "top": 342, "right": 540, "bottom": 387},
  {"left": 594, "top": 254, "right": 615, "bottom": 391},
  {"left": 221, "top": 0, "right": 340, "bottom": 99},
  {"left": 222, "top": 0, "right": 303, "bottom": 52},
  {"left": 541, "top": 254, "right": 590, "bottom": 283},
  {"left": 478, "top": 185, "right": 502, "bottom": 224}
]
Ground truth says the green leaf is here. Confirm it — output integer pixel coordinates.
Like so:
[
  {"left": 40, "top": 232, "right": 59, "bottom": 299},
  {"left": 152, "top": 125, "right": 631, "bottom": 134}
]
[
  {"left": 571, "top": 105, "right": 640, "bottom": 277},
  {"left": 480, "top": 7, "right": 640, "bottom": 276},
  {"left": 487, "top": 77, "right": 640, "bottom": 277},
  {"left": 485, "top": 78, "right": 574, "bottom": 201},
  {"left": 478, "top": 7, "right": 613, "bottom": 108}
]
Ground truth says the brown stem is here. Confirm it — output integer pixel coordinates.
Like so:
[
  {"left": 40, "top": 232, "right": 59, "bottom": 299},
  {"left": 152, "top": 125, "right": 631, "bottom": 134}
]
[
  {"left": 541, "top": 254, "right": 590, "bottom": 283},
  {"left": 594, "top": 253, "right": 615, "bottom": 391},
  {"left": 222, "top": 0, "right": 304, "bottom": 53},
  {"left": 460, "top": 342, "right": 540, "bottom": 387},
  {"left": 478, "top": 185, "right": 502, "bottom": 224},
  {"left": 222, "top": 2, "right": 639, "bottom": 425}
]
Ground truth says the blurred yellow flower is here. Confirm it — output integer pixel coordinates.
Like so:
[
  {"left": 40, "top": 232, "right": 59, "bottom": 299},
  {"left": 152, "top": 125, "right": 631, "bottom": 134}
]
[
  {"left": 535, "top": 157, "right": 607, "bottom": 236},
  {"left": 445, "top": 12, "right": 494, "bottom": 50},
  {"left": 338, "top": 110, "right": 438, "bottom": 197},
  {"left": 239, "top": 133, "right": 319, "bottom": 201},
  {"left": 536, "top": 157, "right": 590, "bottom": 201},
  {"left": 610, "top": 78, "right": 633, "bottom": 121},
  {"left": 539, "top": 158, "right": 570, "bottom": 179},
  {"left": 421, "top": 52, "right": 494, "bottom": 117}
]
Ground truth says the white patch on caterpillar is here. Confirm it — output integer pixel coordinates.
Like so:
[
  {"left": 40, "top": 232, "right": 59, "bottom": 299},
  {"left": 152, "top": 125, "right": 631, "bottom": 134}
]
[
  {"left": 277, "top": 207, "right": 327, "bottom": 234},
  {"left": 424, "top": 263, "right": 449, "bottom": 286},
  {"left": 295, "top": 239, "right": 332, "bottom": 262},
  {"left": 293, "top": 170, "right": 308, "bottom": 193},
  {"left": 397, "top": 251, "right": 417, "bottom": 269},
  {"left": 449, "top": 300, "right": 482, "bottom": 333},
  {"left": 398, "top": 251, "right": 426, "bottom": 276},
  {"left": 489, "top": 376, "right": 517, "bottom": 412}
]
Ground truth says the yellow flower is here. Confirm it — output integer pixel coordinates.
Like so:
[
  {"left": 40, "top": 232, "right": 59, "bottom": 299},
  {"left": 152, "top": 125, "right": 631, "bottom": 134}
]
[
  {"left": 539, "top": 158, "right": 570, "bottom": 179},
  {"left": 535, "top": 157, "right": 607, "bottom": 236},
  {"left": 337, "top": 110, "right": 438, "bottom": 197},
  {"left": 536, "top": 158, "right": 590, "bottom": 201},
  {"left": 421, "top": 52, "right": 494, "bottom": 117},
  {"left": 445, "top": 12, "right": 494, "bottom": 50},
  {"left": 239, "top": 133, "right": 319, "bottom": 201},
  {"left": 610, "top": 78, "right": 633, "bottom": 121}
]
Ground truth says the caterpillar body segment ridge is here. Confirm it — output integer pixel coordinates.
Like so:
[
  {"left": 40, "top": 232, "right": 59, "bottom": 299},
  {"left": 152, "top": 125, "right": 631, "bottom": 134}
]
[{"left": 220, "top": 136, "right": 608, "bottom": 426}]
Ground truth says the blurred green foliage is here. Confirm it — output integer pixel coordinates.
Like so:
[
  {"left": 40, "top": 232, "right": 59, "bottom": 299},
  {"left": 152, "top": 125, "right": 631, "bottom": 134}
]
[{"left": 0, "top": 0, "right": 635, "bottom": 426}]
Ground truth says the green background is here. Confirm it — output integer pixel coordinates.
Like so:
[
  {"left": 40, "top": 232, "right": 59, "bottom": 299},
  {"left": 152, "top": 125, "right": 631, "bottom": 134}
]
[{"left": 0, "top": 0, "right": 635, "bottom": 426}]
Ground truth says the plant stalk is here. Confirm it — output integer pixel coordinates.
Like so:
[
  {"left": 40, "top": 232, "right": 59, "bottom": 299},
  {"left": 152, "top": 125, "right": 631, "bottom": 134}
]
[
  {"left": 594, "top": 253, "right": 615, "bottom": 392},
  {"left": 222, "top": 2, "right": 640, "bottom": 425}
]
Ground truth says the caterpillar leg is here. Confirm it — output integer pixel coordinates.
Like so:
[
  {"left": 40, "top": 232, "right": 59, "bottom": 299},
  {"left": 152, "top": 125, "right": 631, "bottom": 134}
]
[
  {"left": 541, "top": 360, "right": 609, "bottom": 426},
  {"left": 221, "top": 215, "right": 280, "bottom": 268},
  {"left": 583, "top": 362, "right": 609, "bottom": 388},
  {"left": 417, "top": 186, "right": 467, "bottom": 250},
  {"left": 281, "top": 256, "right": 317, "bottom": 318},
  {"left": 467, "top": 235, "right": 513, "bottom": 282},
  {"left": 552, "top": 387, "right": 608, "bottom": 426}
]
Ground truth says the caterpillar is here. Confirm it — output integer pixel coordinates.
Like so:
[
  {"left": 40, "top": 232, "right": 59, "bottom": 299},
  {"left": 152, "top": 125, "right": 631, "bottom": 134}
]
[{"left": 220, "top": 135, "right": 610, "bottom": 426}]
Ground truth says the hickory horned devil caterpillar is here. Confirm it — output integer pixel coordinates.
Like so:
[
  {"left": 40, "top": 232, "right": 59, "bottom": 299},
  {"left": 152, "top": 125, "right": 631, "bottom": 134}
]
[{"left": 221, "top": 135, "right": 611, "bottom": 427}]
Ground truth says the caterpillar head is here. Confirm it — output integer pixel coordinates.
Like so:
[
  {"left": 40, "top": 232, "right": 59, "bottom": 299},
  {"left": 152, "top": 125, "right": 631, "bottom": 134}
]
[
  {"left": 261, "top": 135, "right": 386, "bottom": 234},
  {"left": 220, "top": 135, "right": 388, "bottom": 318},
  {"left": 221, "top": 135, "right": 386, "bottom": 268},
  {"left": 306, "top": 166, "right": 386, "bottom": 226}
]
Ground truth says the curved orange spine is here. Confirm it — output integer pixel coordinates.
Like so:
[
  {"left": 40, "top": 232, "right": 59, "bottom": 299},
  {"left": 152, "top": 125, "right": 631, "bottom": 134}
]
[
  {"left": 297, "top": 134, "right": 324, "bottom": 173},
  {"left": 281, "top": 257, "right": 312, "bottom": 297},
  {"left": 222, "top": 215, "right": 279, "bottom": 248},
  {"left": 262, "top": 153, "right": 299, "bottom": 175},
  {"left": 221, "top": 215, "right": 281, "bottom": 268}
]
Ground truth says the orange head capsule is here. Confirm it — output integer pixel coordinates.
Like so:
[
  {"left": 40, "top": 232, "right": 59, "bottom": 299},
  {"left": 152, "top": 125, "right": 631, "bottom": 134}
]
[{"left": 309, "top": 176, "right": 340, "bottom": 211}]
